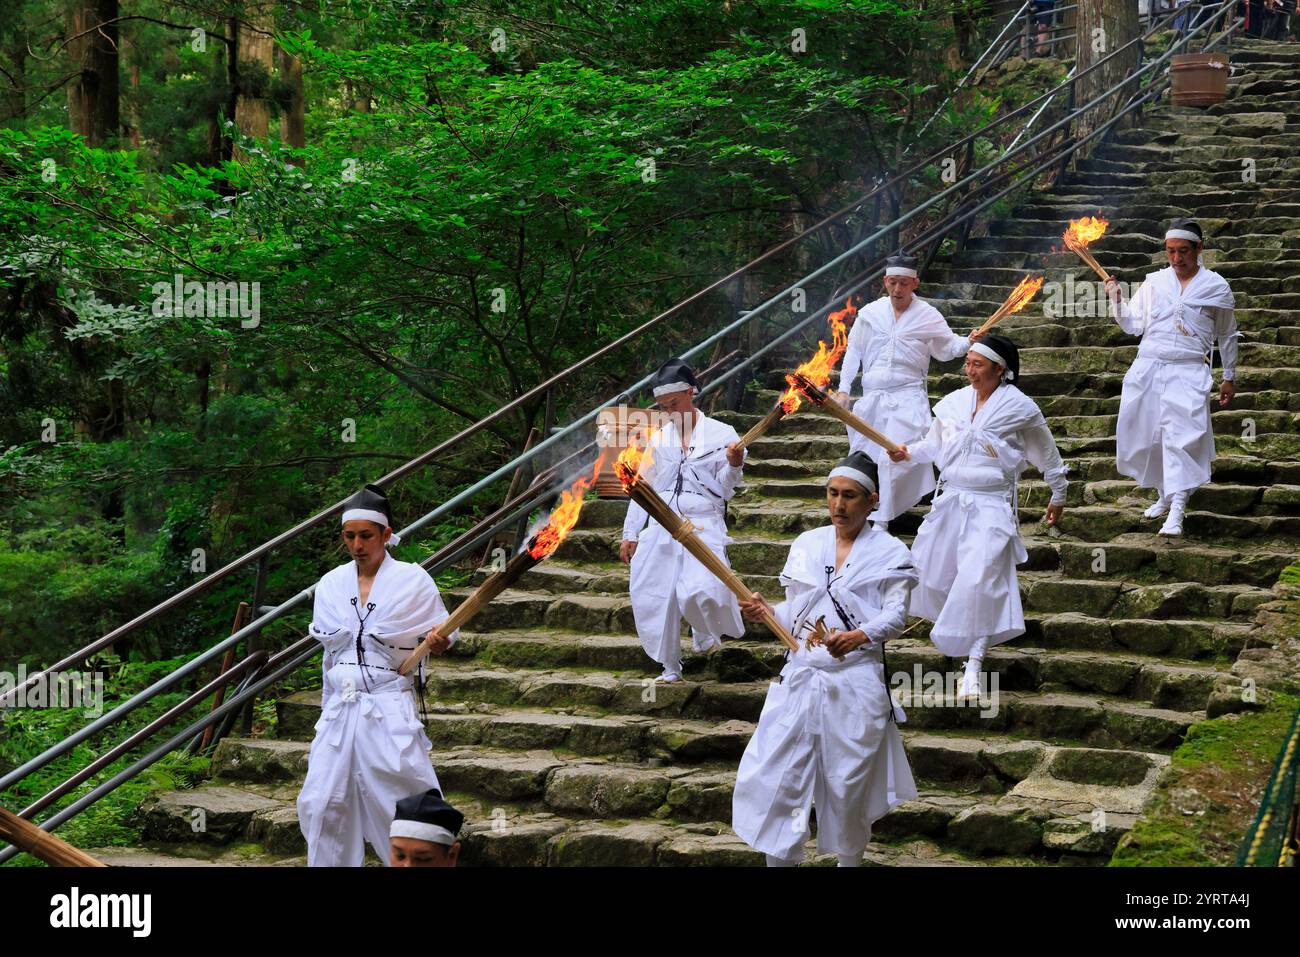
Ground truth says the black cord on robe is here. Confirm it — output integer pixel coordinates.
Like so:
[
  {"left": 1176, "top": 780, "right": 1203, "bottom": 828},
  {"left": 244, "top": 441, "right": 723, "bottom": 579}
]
[
  {"left": 350, "top": 597, "right": 377, "bottom": 693},
  {"left": 825, "top": 565, "right": 895, "bottom": 725}
]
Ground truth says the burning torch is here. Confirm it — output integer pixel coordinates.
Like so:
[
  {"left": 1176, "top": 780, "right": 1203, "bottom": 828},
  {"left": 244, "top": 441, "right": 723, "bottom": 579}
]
[
  {"left": 398, "top": 454, "right": 607, "bottom": 675},
  {"left": 1062, "top": 215, "right": 1112, "bottom": 283},
  {"left": 733, "top": 297, "right": 857, "bottom": 453},
  {"left": 616, "top": 433, "right": 800, "bottom": 652}
]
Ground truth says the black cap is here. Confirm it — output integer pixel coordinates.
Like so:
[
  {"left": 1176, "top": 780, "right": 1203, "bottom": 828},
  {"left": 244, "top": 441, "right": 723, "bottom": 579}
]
[
  {"left": 341, "top": 484, "right": 393, "bottom": 527},
  {"left": 828, "top": 451, "right": 879, "bottom": 493},
  {"left": 973, "top": 333, "right": 1020, "bottom": 382},
  {"left": 390, "top": 788, "right": 464, "bottom": 845},
  {"left": 1166, "top": 217, "right": 1203, "bottom": 243},
  {"left": 652, "top": 357, "right": 699, "bottom": 397},
  {"left": 884, "top": 252, "right": 919, "bottom": 276}
]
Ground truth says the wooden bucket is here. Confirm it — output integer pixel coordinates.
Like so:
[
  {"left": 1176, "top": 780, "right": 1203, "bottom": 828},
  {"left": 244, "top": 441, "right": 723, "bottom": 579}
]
[
  {"left": 1170, "top": 52, "right": 1228, "bottom": 107},
  {"left": 594, "top": 406, "right": 662, "bottom": 499}
]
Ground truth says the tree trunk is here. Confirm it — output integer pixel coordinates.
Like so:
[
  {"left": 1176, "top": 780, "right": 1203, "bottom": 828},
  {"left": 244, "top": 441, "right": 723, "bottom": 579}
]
[
  {"left": 234, "top": 1, "right": 275, "bottom": 160},
  {"left": 277, "top": 44, "right": 305, "bottom": 162},
  {"left": 3, "top": 29, "right": 27, "bottom": 122},
  {"left": 1076, "top": 0, "right": 1141, "bottom": 137},
  {"left": 65, "top": 0, "right": 120, "bottom": 145}
]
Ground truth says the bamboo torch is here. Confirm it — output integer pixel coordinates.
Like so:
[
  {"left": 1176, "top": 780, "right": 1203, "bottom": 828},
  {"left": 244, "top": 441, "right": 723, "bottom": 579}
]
[
  {"left": 0, "top": 805, "right": 107, "bottom": 867},
  {"left": 973, "top": 274, "right": 1045, "bottom": 337},
  {"left": 787, "top": 372, "right": 901, "bottom": 454},
  {"left": 733, "top": 297, "right": 858, "bottom": 453},
  {"left": 398, "top": 454, "right": 606, "bottom": 675},
  {"left": 615, "top": 436, "right": 800, "bottom": 652},
  {"left": 1062, "top": 215, "right": 1112, "bottom": 283}
]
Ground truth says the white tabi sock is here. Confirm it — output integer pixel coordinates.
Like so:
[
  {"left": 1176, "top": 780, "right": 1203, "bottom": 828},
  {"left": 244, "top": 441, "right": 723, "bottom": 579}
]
[
  {"left": 1159, "top": 491, "right": 1188, "bottom": 537},
  {"left": 1143, "top": 492, "right": 1171, "bottom": 519},
  {"left": 960, "top": 637, "right": 990, "bottom": 696},
  {"left": 765, "top": 853, "right": 803, "bottom": 868},
  {"left": 836, "top": 853, "right": 863, "bottom": 868}
]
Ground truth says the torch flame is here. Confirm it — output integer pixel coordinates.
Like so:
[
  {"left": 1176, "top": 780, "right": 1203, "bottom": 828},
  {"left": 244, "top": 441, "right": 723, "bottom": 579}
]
[
  {"left": 1063, "top": 215, "right": 1109, "bottom": 250},
  {"left": 779, "top": 297, "right": 856, "bottom": 415},
  {"left": 1003, "top": 274, "right": 1045, "bottom": 316},
  {"left": 528, "top": 452, "right": 608, "bottom": 560},
  {"left": 614, "top": 426, "right": 657, "bottom": 491}
]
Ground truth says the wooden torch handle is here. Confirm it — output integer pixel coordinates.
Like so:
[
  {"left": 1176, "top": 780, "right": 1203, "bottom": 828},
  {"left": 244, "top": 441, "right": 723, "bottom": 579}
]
[
  {"left": 816, "top": 397, "right": 903, "bottom": 454},
  {"left": 0, "top": 805, "right": 107, "bottom": 867},
  {"left": 734, "top": 401, "right": 786, "bottom": 453},
  {"left": 627, "top": 484, "right": 800, "bottom": 652},
  {"left": 398, "top": 549, "right": 538, "bottom": 675}
]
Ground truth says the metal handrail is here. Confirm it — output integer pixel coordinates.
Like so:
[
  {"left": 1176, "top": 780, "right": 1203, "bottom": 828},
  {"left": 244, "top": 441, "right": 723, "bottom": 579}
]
[
  {"left": 1, "top": 0, "right": 1233, "bottom": 798},
  {"left": 0, "top": 1, "right": 1242, "bottom": 852},
  {"left": 1, "top": 0, "right": 1213, "bottom": 729},
  {"left": 4, "top": 0, "right": 1216, "bottom": 730},
  {"left": 917, "top": 0, "right": 1031, "bottom": 140},
  {"left": 6, "top": 0, "right": 1233, "bottom": 795}
]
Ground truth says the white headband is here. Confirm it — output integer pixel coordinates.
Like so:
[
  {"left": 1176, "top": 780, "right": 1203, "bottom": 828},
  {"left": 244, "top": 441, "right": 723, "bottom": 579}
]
[
  {"left": 652, "top": 382, "right": 693, "bottom": 397},
  {"left": 885, "top": 266, "right": 918, "bottom": 278},
  {"left": 341, "top": 508, "right": 402, "bottom": 547},
  {"left": 390, "top": 819, "right": 458, "bottom": 846},
  {"left": 828, "top": 466, "right": 876, "bottom": 493},
  {"left": 1165, "top": 229, "right": 1202, "bottom": 244},
  {"left": 969, "top": 341, "right": 1008, "bottom": 369}
]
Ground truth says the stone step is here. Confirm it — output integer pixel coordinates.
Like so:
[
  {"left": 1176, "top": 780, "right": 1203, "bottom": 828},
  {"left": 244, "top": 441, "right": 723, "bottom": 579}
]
[
  {"left": 182, "top": 736, "right": 1156, "bottom": 863},
  {"left": 455, "top": 562, "right": 1269, "bottom": 628},
  {"left": 137, "top": 48, "right": 1300, "bottom": 869},
  {"left": 553, "top": 528, "right": 1291, "bottom": 591},
  {"left": 81, "top": 845, "right": 306, "bottom": 867}
]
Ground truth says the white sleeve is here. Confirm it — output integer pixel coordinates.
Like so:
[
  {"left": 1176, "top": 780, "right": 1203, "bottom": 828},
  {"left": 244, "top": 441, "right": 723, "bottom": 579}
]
[
  {"left": 714, "top": 436, "right": 745, "bottom": 501},
  {"left": 860, "top": 569, "right": 915, "bottom": 644},
  {"left": 929, "top": 319, "right": 971, "bottom": 362},
  {"left": 1022, "top": 421, "right": 1069, "bottom": 505},
  {"left": 622, "top": 498, "right": 648, "bottom": 541},
  {"left": 770, "top": 599, "right": 794, "bottom": 635},
  {"left": 620, "top": 440, "right": 661, "bottom": 540},
  {"left": 429, "top": 584, "right": 460, "bottom": 647},
  {"left": 906, "top": 415, "right": 945, "bottom": 465},
  {"left": 1213, "top": 306, "right": 1238, "bottom": 381},
  {"left": 1112, "top": 281, "right": 1147, "bottom": 335}
]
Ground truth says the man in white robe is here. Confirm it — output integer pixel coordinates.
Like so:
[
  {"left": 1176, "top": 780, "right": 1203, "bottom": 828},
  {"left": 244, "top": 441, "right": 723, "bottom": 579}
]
[
  {"left": 621, "top": 359, "right": 746, "bottom": 683},
  {"left": 732, "top": 452, "right": 918, "bottom": 867},
  {"left": 1104, "top": 217, "right": 1237, "bottom": 537},
  {"left": 835, "top": 252, "right": 980, "bottom": 530},
  {"left": 889, "top": 335, "right": 1068, "bottom": 698},
  {"left": 297, "top": 485, "right": 458, "bottom": 867}
]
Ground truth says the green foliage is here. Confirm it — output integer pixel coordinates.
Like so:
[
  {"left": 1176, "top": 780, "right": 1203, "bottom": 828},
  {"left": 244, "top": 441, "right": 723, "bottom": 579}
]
[
  {"left": 1109, "top": 694, "right": 1300, "bottom": 867},
  {"left": 0, "top": 655, "right": 213, "bottom": 863},
  {"left": 0, "top": 0, "right": 997, "bottom": 678}
]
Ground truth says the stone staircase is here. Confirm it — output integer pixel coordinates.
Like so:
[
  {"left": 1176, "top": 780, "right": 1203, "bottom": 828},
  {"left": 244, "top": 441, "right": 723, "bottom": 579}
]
[{"left": 103, "top": 39, "right": 1300, "bottom": 867}]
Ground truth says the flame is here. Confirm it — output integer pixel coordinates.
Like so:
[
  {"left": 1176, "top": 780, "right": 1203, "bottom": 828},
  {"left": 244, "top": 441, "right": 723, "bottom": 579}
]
[
  {"left": 779, "top": 297, "right": 856, "bottom": 415},
  {"left": 528, "top": 451, "right": 608, "bottom": 560},
  {"left": 1001, "top": 274, "right": 1045, "bottom": 316},
  {"left": 1062, "top": 215, "right": 1109, "bottom": 250},
  {"left": 614, "top": 425, "right": 657, "bottom": 491}
]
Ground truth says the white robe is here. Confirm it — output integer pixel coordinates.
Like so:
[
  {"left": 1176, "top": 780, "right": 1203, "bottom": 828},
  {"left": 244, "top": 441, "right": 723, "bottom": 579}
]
[
  {"left": 837, "top": 296, "right": 969, "bottom": 521},
  {"left": 622, "top": 412, "right": 746, "bottom": 666},
  {"left": 732, "top": 525, "right": 919, "bottom": 860},
  {"left": 1112, "top": 265, "right": 1237, "bottom": 497},
  {"left": 297, "top": 553, "right": 458, "bottom": 867},
  {"left": 907, "top": 384, "right": 1068, "bottom": 657}
]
